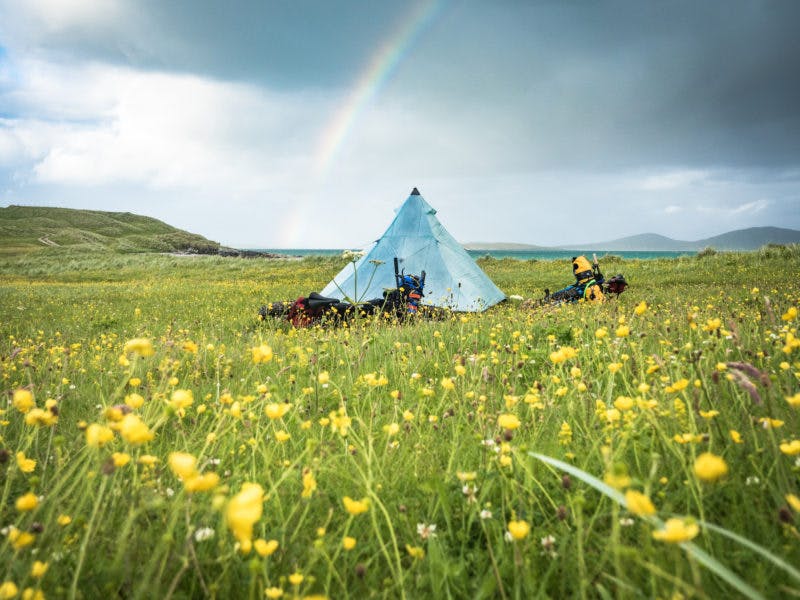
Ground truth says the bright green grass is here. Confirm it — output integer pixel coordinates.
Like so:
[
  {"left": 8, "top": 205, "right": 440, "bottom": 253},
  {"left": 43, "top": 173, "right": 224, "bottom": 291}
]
[{"left": 0, "top": 248, "right": 799, "bottom": 599}]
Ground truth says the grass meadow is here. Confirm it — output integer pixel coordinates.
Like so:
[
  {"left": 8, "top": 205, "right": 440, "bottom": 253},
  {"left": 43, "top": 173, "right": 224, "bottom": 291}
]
[{"left": 1, "top": 247, "right": 799, "bottom": 599}]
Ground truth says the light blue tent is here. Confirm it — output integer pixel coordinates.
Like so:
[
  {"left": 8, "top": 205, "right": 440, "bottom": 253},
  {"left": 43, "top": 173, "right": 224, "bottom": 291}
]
[{"left": 321, "top": 188, "right": 506, "bottom": 312}]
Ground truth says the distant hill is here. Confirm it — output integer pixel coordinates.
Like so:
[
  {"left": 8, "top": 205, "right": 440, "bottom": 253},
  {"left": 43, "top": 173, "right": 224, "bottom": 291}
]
[
  {"left": 574, "top": 227, "right": 800, "bottom": 251},
  {"left": 0, "top": 205, "right": 223, "bottom": 254},
  {"left": 464, "top": 242, "right": 548, "bottom": 251}
]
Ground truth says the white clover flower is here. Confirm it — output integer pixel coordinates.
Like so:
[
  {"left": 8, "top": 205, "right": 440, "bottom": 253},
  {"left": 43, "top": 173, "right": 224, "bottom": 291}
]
[
  {"left": 417, "top": 523, "right": 437, "bottom": 540},
  {"left": 194, "top": 527, "right": 215, "bottom": 542},
  {"left": 480, "top": 509, "right": 492, "bottom": 520}
]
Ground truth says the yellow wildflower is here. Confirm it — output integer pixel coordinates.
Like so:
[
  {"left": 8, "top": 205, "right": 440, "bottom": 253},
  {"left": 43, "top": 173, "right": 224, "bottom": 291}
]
[
  {"left": 12, "top": 389, "right": 34, "bottom": 414},
  {"left": 251, "top": 344, "right": 273, "bottom": 364},
  {"left": 780, "top": 440, "right": 800, "bottom": 456},
  {"left": 786, "top": 393, "right": 800, "bottom": 408},
  {"left": 112, "top": 452, "right": 131, "bottom": 467},
  {"left": 183, "top": 472, "right": 220, "bottom": 493},
  {"left": 265, "top": 587, "right": 284, "bottom": 599},
  {"left": 634, "top": 301, "right": 648, "bottom": 316},
  {"left": 652, "top": 517, "right": 699, "bottom": 543},
  {"left": 24, "top": 408, "right": 57, "bottom": 427},
  {"left": 406, "top": 544, "right": 425, "bottom": 559},
  {"left": 30, "top": 561, "right": 48, "bottom": 579},
  {"left": 226, "top": 483, "right": 264, "bottom": 552},
  {"left": 550, "top": 346, "right": 578, "bottom": 364},
  {"left": 125, "top": 393, "right": 145, "bottom": 409},
  {"left": 288, "top": 572, "right": 304, "bottom": 586},
  {"left": 616, "top": 325, "right": 630, "bottom": 338},
  {"left": 123, "top": 338, "right": 154, "bottom": 357},
  {"left": 8, "top": 526, "right": 35, "bottom": 550},
  {"left": 342, "top": 536, "right": 357, "bottom": 550},
  {"left": 625, "top": 490, "right": 656, "bottom": 516},
  {"left": 169, "top": 389, "right": 194, "bottom": 411},
  {"left": 0, "top": 582, "right": 18, "bottom": 600},
  {"left": 169, "top": 452, "right": 198, "bottom": 480},
  {"left": 254, "top": 538, "right": 279, "bottom": 557},
  {"left": 613, "top": 396, "right": 634, "bottom": 411},
  {"left": 604, "top": 471, "right": 631, "bottom": 490},
  {"left": 119, "top": 414, "right": 154, "bottom": 445},
  {"left": 301, "top": 470, "right": 317, "bottom": 498},
  {"left": 507, "top": 519, "right": 530, "bottom": 540},
  {"left": 497, "top": 413, "right": 521, "bottom": 430},
  {"left": 342, "top": 496, "right": 369, "bottom": 515},
  {"left": 84, "top": 423, "right": 114, "bottom": 448},
  {"left": 694, "top": 452, "right": 728, "bottom": 482},
  {"left": 15, "top": 492, "right": 38, "bottom": 512},
  {"left": 786, "top": 494, "right": 800, "bottom": 512},
  {"left": 265, "top": 403, "right": 291, "bottom": 420},
  {"left": 16, "top": 452, "right": 36, "bottom": 473},
  {"left": 667, "top": 378, "right": 689, "bottom": 393}
]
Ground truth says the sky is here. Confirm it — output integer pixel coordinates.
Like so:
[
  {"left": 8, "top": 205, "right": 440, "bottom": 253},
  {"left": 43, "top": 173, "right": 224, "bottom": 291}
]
[{"left": 1, "top": 0, "right": 799, "bottom": 248}]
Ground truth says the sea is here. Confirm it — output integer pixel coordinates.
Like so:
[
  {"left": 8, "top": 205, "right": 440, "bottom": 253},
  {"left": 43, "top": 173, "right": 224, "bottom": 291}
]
[{"left": 253, "top": 249, "right": 692, "bottom": 260}]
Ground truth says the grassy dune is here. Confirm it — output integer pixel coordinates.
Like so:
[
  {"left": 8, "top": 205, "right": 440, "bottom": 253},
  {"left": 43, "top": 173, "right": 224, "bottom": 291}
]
[
  {"left": 0, "top": 206, "right": 221, "bottom": 254},
  {"left": 1, "top": 247, "right": 799, "bottom": 599}
]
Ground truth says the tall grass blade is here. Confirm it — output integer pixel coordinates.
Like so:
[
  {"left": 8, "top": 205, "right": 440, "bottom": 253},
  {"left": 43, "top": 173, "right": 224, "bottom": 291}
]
[{"left": 529, "top": 452, "right": 765, "bottom": 600}]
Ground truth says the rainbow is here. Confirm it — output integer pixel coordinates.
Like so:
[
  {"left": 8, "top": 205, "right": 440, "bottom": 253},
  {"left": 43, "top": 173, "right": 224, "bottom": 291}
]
[{"left": 313, "top": 0, "right": 445, "bottom": 177}]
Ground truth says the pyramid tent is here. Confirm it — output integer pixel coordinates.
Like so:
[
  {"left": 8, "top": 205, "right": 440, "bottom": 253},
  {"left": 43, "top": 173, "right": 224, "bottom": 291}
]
[{"left": 321, "top": 188, "right": 505, "bottom": 312}]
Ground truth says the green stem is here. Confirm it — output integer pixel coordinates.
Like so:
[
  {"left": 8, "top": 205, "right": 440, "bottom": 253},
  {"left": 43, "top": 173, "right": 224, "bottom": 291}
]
[{"left": 70, "top": 476, "right": 110, "bottom": 600}]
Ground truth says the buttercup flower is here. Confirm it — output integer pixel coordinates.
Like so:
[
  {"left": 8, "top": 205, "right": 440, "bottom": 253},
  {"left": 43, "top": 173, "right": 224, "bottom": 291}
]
[
  {"left": 652, "top": 518, "right": 699, "bottom": 543},
  {"left": 119, "top": 414, "right": 154, "bottom": 445},
  {"left": 13, "top": 389, "right": 34, "bottom": 414},
  {"left": 507, "top": 519, "right": 530, "bottom": 541},
  {"left": 226, "top": 483, "right": 264, "bottom": 553},
  {"left": 343, "top": 496, "right": 369, "bottom": 515},
  {"left": 625, "top": 490, "right": 656, "bottom": 516},
  {"left": 497, "top": 414, "right": 520, "bottom": 430},
  {"left": 123, "top": 338, "right": 154, "bottom": 357},
  {"left": 301, "top": 470, "right": 317, "bottom": 498},
  {"left": 254, "top": 538, "right": 279, "bottom": 557},
  {"left": 15, "top": 492, "right": 38, "bottom": 512},
  {"left": 16, "top": 452, "right": 36, "bottom": 473},
  {"left": 694, "top": 452, "right": 728, "bottom": 482}
]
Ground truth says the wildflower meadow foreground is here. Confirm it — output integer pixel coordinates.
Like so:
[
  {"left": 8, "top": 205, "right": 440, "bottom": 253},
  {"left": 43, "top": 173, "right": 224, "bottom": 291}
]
[{"left": 1, "top": 248, "right": 799, "bottom": 599}]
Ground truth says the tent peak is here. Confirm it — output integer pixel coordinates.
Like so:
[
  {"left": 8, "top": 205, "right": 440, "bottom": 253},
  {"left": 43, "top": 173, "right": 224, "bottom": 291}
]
[{"left": 410, "top": 187, "right": 420, "bottom": 196}]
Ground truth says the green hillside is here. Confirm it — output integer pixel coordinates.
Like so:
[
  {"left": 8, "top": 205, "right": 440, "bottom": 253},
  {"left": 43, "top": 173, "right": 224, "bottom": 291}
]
[{"left": 0, "top": 205, "right": 222, "bottom": 254}]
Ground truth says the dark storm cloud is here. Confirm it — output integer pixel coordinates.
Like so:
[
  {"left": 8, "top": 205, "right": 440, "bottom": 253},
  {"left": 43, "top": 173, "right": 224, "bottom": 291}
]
[
  {"left": 6, "top": 0, "right": 799, "bottom": 172},
  {"left": 384, "top": 1, "right": 800, "bottom": 171}
]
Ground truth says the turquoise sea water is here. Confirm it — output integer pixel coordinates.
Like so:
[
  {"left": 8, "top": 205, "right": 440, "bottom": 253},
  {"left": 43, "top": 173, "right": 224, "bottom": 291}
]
[{"left": 252, "top": 249, "right": 692, "bottom": 260}]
